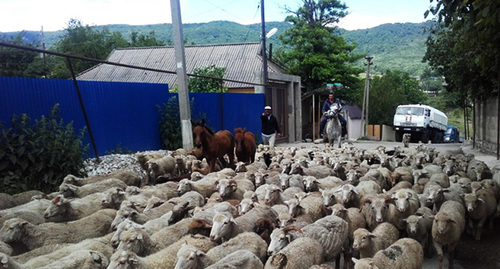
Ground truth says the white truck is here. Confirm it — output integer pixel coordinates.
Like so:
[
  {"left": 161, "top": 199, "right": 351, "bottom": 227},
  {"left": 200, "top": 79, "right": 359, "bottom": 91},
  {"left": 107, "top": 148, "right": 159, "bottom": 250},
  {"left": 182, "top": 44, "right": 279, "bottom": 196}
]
[{"left": 393, "top": 104, "right": 448, "bottom": 143}]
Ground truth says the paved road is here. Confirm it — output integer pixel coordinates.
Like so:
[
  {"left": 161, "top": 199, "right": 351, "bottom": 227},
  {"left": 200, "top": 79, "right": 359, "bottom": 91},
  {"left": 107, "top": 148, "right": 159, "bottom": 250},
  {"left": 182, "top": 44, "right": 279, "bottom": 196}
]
[{"left": 277, "top": 140, "right": 500, "bottom": 269}]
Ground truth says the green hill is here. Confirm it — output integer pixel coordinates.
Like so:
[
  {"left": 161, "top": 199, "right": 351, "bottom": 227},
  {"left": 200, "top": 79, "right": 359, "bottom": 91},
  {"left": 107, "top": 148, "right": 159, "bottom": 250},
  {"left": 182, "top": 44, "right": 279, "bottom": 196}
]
[{"left": 1, "top": 20, "right": 435, "bottom": 76}]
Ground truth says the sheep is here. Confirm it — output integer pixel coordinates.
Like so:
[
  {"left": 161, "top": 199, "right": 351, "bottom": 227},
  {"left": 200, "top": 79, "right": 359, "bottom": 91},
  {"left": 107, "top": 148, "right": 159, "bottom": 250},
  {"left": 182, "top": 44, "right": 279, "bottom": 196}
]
[
  {"left": 467, "top": 159, "right": 493, "bottom": 181},
  {"left": 355, "top": 180, "right": 382, "bottom": 198},
  {"left": 215, "top": 179, "right": 245, "bottom": 201},
  {"left": 463, "top": 188, "right": 497, "bottom": 240},
  {"left": 0, "top": 210, "right": 114, "bottom": 252},
  {"left": 352, "top": 238, "right": 423, "bottom": 269},
  {"left": 58, "top": 178, "right": 127, "bottom": 199},
  {"left": 404, "top": 206, "right": 434, "bottom": 258},
  {"left": 352, "top": 222, "right": 399, "bottom": 258},
  {"left": 279, "top": 174, "right": 304, "bottom": 191},
  {"left": 43, "top": 193, "right": 105, "bottom": 222},
  {"left": 116, "top": 227, "right": 160, "bottom": 256},
  {"left": 151, "top": 218, "right": 203, "bottom": 249},
  {"left": 289, "top": 162, "right": 334, "bottom": 179},
  {"left": 177, "top": 178, "right": 217, "bottom": 198},
  {"left": 0, "top": 241, "right": 12, "bottom": 256},
  {"left": 263, "top": 184, "right": 284, "bottom": 206},
  {"left": 209, "top": 204, "right": 278, "bottom": 243},
  {"left": 0, "top": 190, "right": 46, "bottom": 210},
  {"left": 34, "top": 250, "right": 109, "bottom": 269},
  {"left": 428, "top": 172, "right": 451, "bottom": 188},
  {"left": 135, "top": 152, "right": 163, "bottom": 171},
  {"left": 391, "top": 188, "right": 420, "bottom": 218},
  {"left": 205, "top": 232, "right": 268, "bottom": 263},
  {"left": 111, "top": 219, "right": 146, "bottom": 247},
  {"left": 319, "top": 187, "right": 342, "bottom": 208},
  {"left": 360, "top": 194, "right": 403, "bottom": 230},
  {"left": 107, "top": 234, "right": 216, "bottom": 269},
  {"left": 146, "top": 155, "right": 176, "bottom": 185},
  {"left": 265, "top": 237, "right": 324, "bottom": 269},
  {"left": 432, "top": 200, "right": 466, "bottom": 269},
  {"left": 338, "top": 183, "right": 361, "bottom": 208},
  {"left": 302, "top": 176, "right": 342, "bottom": 192},
  {"left": 284, "top": 194, "right": 325, "bottom": 224},
  {"left": 425, "top": 184, "right": 463, "bottom": 213},
  {"left": 391, "top": 166, "right": 413, "bottom": 184},
  {"left": 252, "top": 218, "right": 276, "bottom": 244},
  {"left": 0, "top": 198, "right": 52, "bottom": 225},
  {"left": 63, "top": 169, "right": 142, "bottom": 187},
  {"left": 205, "top": 250, "right": 263, "bottom": 269}
]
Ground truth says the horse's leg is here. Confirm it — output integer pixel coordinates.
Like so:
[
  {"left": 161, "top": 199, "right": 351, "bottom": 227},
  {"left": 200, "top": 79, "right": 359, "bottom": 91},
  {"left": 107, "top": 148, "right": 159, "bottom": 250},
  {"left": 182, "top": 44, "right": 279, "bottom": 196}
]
[{"left": 208, "top": 158, "right": 216, "bottom": 173}]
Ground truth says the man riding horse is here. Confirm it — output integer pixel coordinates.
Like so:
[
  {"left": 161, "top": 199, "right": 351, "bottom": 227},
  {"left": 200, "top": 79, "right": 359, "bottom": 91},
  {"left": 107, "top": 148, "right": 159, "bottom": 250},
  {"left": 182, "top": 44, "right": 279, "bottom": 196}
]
[{"left": 319, "top": 91, "right": 347, "bottom": 138}]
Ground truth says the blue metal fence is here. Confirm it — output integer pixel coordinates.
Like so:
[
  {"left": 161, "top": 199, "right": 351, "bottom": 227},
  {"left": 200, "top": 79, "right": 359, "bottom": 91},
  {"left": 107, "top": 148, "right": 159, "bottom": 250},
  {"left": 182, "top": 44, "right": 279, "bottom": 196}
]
[{"left": 0, "top": 77, "right": 264, "bottom": 157}]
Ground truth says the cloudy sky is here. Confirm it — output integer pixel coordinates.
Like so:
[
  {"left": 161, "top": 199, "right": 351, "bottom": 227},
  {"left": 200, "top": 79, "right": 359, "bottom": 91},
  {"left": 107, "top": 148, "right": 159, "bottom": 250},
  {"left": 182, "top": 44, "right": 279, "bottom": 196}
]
[{"left": 0, "top": 0, "right": 434, "bottom": 32}]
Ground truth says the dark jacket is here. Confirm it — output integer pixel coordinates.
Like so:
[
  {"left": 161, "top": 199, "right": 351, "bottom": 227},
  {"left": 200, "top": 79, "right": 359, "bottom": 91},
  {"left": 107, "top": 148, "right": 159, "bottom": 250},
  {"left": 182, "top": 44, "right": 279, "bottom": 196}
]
[
  {"left": 322, "top": 98, "right": 341, "bottom": 114},
  {"left": 261, "top": 114, "right": 281, "bottom": 135}
]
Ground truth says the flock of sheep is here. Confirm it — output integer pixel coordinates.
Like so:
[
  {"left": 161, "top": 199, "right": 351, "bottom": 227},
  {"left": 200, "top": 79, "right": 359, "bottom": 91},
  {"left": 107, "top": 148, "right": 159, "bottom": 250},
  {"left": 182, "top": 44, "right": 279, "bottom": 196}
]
[{"left": 0, "top": 141, "right": 499, "bottom": 269}]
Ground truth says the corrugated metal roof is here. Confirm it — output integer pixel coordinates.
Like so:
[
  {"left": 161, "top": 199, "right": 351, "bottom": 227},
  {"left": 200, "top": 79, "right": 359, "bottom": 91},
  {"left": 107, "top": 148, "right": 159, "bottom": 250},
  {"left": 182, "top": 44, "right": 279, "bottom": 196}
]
[
  {"left": 344, "top": 105, "right": 362, "bottom": 119},
  {"left": 77, "top": 43, "right": 284, "bottom": 89}
]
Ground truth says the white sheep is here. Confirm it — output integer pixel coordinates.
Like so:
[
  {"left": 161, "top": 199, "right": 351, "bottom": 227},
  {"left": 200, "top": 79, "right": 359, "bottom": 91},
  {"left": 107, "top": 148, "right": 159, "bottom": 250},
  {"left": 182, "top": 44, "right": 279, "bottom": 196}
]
[
  {"left": 209, "top": 204, "right": 278, "bottom": 243},
  {"left": 63, "top": 169, "right": 142, "bottom": 187},
  {"left": 177, "top": 177, "right": 217, "bottom": 198},
  {"left": 146, "top": 155, "right": 176, "bottom": 185},
  {"left": 391, "top": 188, "right": 420, "bottom": 218},
  {"left": 352, "top": 222, "right": 400, "bottom": 258},
  {"left": 36, "top": 250, "right": 109, "bottom": 269},
  {"left": 43, "top": 193, "right": 105, "bottom": 222},
  {"left": 284, "top": 194, "right": 325, "bottom": 225},
  {"left": 0, "top": 198, "right": 53, "bottom": 226},
  {"left": 302, "top": 176, "right": 342, "bottom": 192},
  {"left": 360, "top": 194, "right": 403, "bottom": 230},
  {"left": 352, "top": 238, "right": 423, "bottom": 269},
  {"left": 0, "top": 210, "right": 114, "bottom": 252},
  {"left": 0, "top": 190, "right": 45, "bottom": 210},
  {"left": 432, "top": 200, "right": 466, "bottom": 269},
  {"left": 107, "top": 234, "right": 216, "bottom": 269},
  {"left": 215, "top": 179, "right": 245, "bottom": 201},
  {"left": 58, "top": 178, "right": 127, "bottom": 198},
  {"left": 265, "top": 237, "right": 324, "bottom": 269}
]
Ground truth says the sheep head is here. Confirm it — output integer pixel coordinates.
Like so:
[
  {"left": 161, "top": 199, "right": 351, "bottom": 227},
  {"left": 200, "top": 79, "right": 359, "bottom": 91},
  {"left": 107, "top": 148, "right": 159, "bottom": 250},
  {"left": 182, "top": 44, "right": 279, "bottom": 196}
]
[{"left": 209, "top": 212, "right": 236, "bottom": 243}]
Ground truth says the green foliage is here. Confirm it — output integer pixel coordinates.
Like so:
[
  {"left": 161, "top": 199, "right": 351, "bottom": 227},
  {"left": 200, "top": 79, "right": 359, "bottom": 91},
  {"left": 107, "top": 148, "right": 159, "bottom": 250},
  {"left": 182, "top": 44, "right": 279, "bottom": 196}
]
[
  {"left": 368, "top": 70, "right": 428, "bottom": 125},
  {"left": 50, "top": 19, "right": 129, "bottom": 78},
  {"left": 129, "top": 31, "right": 166, "bottom": 47},
  {"left": 425, "top": 0, "right": 499, "bottom": 99},
  {"left": 188, "top": 64, "right": 227, "bottom": 93},
  {"left": 157, "top": 96, "right": 206, "bottom": 150},
  {"left": 0, "top": 32, "right": 49, "bottom": 77},
  {"left": 0, "top": 104, "right": 88, "bottom": 194},
  {"left": 105, "top": 144, "right": 133, "bottom": 155},
  {"left": 276, "top": 0, "right": 364, "bottom": 93}
]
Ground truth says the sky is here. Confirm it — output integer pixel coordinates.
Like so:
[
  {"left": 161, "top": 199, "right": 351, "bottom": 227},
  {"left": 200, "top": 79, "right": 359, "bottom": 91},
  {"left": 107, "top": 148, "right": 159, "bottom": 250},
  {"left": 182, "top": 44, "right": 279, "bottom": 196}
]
[{"left": 0, "top": 0, "right": 434, "bottom": 32}]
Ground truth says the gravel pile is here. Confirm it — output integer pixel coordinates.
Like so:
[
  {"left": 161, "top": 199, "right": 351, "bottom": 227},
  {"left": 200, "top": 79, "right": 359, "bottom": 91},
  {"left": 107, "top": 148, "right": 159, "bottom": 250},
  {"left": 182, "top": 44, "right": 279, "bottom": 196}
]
[{"left": 83, "top": 150, "right": 169, "bottom": 177}]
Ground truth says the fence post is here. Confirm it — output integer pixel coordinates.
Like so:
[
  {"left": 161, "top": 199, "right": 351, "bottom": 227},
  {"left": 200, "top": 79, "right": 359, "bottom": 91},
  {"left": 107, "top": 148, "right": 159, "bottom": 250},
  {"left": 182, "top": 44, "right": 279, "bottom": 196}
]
[{"left": 66, "top": 57, "right": 100, "bottom": 162}]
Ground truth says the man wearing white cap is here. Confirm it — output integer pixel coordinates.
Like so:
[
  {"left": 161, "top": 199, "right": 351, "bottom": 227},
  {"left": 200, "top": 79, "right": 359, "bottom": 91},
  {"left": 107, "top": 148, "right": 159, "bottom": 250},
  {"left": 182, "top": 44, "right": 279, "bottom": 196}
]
[{"left": 260, "top": 105, "right": 281, "bottom": 148}]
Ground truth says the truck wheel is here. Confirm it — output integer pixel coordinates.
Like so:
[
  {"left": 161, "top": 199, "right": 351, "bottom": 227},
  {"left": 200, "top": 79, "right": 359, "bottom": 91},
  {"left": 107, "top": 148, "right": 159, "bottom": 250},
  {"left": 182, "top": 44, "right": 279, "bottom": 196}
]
[
  {"left": 395, "top": 131, "right": 403, "bottom": 142},
  {"left": 431, "top": 130, "right": 439, "bottom": 143},
  {"left": 421, "top": 130, "right": 429, "bottom": 143}
]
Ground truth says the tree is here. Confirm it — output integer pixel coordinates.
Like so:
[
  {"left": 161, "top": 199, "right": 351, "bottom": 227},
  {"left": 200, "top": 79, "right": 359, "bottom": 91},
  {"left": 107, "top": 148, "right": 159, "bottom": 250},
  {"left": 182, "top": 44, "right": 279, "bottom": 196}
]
[
  {"left": 50, "top": 19, "right": 128, "bottom": 78},
  {"left": 368, "top": 70, "right": 428, "bottom": 125},
  {"left": 0, "top": 32, "right": 46, "bottom": 77},
  {"left": 275, "top": 0, "right": 363, "bottom": 94},
  {"left": 187, "top": 64, "right": 227, "bottom": 92},
  {"left": 425, "top": 0, "right": 499, "bottom": 99},
  {"left": 129, "top": 31, "right": 167, "bottom": 47}
]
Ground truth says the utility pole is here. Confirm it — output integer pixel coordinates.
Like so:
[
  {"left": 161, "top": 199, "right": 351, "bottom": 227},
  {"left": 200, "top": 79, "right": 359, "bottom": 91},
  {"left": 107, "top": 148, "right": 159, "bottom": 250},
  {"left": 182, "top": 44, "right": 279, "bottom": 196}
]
[
  {"left": 360, "top": 56, "right": 373, "bottom": 137},
  {"left": 170, "top": 0, "right": 193, "bottom": 149},
  {"left": 261, "top": 0, "right": 269, "bottom": 105}
]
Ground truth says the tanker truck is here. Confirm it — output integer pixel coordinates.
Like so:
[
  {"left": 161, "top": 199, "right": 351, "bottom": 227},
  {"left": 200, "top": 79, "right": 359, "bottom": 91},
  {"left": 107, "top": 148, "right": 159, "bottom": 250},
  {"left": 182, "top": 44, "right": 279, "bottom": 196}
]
[{"left": 393, "top": 104, "right": 448, "bottom": 143}]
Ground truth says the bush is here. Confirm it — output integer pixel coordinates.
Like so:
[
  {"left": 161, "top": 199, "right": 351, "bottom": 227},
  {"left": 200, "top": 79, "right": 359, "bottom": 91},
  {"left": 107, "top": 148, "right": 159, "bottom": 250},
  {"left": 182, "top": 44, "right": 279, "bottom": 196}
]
[{"left": 0, "top": 104, "right": 88, "bottom": 194}]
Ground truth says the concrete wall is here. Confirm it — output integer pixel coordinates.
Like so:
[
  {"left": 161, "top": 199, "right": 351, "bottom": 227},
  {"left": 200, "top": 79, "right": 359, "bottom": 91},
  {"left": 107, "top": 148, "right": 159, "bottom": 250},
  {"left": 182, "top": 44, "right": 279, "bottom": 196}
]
[
  {"left": 382, "top": 125, "right": 395, "bottom": 141},
  {"left": 474, "top": 97, "right": 499, "bottom": 153}
]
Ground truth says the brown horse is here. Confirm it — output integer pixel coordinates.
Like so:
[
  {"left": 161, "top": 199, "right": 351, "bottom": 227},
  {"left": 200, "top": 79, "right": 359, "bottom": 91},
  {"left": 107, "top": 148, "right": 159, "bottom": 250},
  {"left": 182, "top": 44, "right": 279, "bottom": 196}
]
[
  {"left": 234, "top": 127, "right": 256, "bottom": 164},
  {"left": 192, "top": 119, "right": 235, "bottom": 173}
]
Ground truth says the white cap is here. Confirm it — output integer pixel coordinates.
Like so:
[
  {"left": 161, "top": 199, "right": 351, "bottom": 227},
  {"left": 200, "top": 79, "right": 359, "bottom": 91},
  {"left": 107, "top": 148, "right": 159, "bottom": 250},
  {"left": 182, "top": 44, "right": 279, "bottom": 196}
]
[{"left": 264, "top": 106, "right": 272, "bottom": 110}]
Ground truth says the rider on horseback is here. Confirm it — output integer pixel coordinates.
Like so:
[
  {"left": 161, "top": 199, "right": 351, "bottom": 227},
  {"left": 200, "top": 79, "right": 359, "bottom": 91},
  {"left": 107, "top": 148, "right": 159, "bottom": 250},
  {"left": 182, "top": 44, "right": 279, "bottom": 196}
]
[{"left": 319, "top": 91, "right": 347, "bottom": 138}]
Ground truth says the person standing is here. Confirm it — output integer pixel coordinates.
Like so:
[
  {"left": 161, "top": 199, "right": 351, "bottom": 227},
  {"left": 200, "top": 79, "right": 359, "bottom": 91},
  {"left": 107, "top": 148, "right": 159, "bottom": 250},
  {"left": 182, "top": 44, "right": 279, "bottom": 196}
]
[{"left": 261, "top": 106, "right": 281, "bottom": 148}]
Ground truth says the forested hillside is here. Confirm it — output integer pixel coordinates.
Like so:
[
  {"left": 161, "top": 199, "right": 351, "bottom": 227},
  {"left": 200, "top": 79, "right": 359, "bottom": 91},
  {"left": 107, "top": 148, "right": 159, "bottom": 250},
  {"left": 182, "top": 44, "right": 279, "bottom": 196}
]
[{"left": 1, "top": 20, "right": 434, "bottom": 76}]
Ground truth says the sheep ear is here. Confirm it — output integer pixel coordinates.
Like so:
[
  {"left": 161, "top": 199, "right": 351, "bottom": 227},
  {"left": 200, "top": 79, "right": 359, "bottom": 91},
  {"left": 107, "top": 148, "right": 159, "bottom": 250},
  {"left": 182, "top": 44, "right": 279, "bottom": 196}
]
[
  {"left": 137, "top": 234, "right": 143, "bottom": 241},
  {"left": 286, "top": 233, "right": 293, "bottom": 243},
  {"left": 195, "top": 250, "right": 206, "bottom": 257},
  {"left": 478, "top": 198, "right": 485, "bottom": 203},
  {"left": 368, "top": 233, "right": 377, "bottom": 238},
  {"left": 351, "top": 257, "right": 359, "bottom": 264},
  {"left": 402, "top": 218, "right": 408, "bottom": 223},
  {"left": 19, "top": 220, "right": 29, "bottom": 227}
]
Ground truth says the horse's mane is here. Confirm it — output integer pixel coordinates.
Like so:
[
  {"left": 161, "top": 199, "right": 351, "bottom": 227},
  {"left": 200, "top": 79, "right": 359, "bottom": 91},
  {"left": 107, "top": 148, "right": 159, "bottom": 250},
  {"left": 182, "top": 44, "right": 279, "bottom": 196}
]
[{"left": 192, "top": 119, "right": 215, "bottom": 135}]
